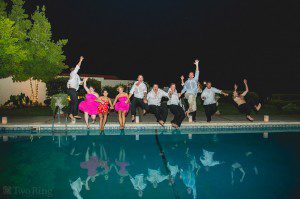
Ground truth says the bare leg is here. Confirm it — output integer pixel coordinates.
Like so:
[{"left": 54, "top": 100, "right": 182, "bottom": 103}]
[
  {"left": 100, "top": 145, "right": 107, "bottom": 161},
  {"left": 118, "top": 111, "right": 123, "bottom": 129},
  {"left": 239, "top": 168, "right": 246, "bottom": 182},
  {"left": 84, "top": 112, "right": 90, "bottom": 129},
  {"left": 91, "top": 115, "right": 96, "bottom": 124},
  {"left": 103, "top": 114, "right": 108, "bottom": 128},
  {"left": 122, "top": 111, "right": 126, "bottom": 127},
  {"left": 85, "top": 176, "right": 91, "bottom": 190},
  {"left": 121, "top": 149, "right": 126, "bottom": 162},
  {"left": 99, "top": 114, "right": 104, "bottom": 130},
  {"left": 85, "top": 147, "right": 90, "bottom": 161}
]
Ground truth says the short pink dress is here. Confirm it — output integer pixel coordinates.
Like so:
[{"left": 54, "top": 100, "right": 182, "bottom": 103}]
[
  {"left": 79, "top": 94, "right": 100, "bottom": 115},
  {"left": 114, "top": 96, "right": 130, "bottom": 113}
]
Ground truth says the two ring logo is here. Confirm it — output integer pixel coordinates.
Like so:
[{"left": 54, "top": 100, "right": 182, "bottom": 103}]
[{"left": 3, "top": 186, "right": 12, "bottom": 195}]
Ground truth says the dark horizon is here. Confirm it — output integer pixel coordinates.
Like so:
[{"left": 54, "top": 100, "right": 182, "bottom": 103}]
[{"left": 21, "top": 0, "right": 300, "bottom": 95}]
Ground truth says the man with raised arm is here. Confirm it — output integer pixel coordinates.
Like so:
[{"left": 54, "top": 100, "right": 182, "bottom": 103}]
[
  {"left": 145, "top": 84, "right": 169, "bottom": 126},
  {"left": 67, "top": 56, "right": 84, "bottom": 121},
  {"left": 201, "top": 81, "right": 229, "bottom": 122},
  {"left": 180, "top": 59, "right": 200, "bottom": 122},
  {"left": 233, "top": 79, "right": 262, "bottom": 121},
  {"left": 127, "top": 75, "right": 148, "bottom": 122}
]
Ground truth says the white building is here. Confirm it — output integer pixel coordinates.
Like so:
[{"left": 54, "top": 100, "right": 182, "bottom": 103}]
[{"left": 0, "top": 74, "right": 135, "bottom": 105}]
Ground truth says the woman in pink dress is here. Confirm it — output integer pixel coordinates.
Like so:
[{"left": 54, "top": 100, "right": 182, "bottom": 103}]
[
  {"left": 79, "top": 78, "right": 100, "bottom": 128},
  {"left": 113, "top": 86, "right": 130, "bottom": 130}
]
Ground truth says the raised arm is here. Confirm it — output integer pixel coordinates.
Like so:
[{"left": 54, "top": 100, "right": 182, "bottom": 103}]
[
  {"left": 83, "top": 78, "right": 89, "bottom": 93},
  {"left": 241, "top": 79, "right": 249, "bottom": 96},
  {"left": 77, "top": 56, "right": 84, "bottom": 67},
  {"left": 194, "top": 59, "right": 199, "bottom": 81},
  {"left": 180, "top": 75, "right": 185, "bottom": 86}
]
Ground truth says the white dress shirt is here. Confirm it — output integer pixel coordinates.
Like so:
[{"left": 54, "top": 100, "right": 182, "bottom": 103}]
[
  {"left": 181, "top": 71, "right": 199, "bottom": 94},
  {"left": 67, "top": 65, "right": 82, "bottom": 91},
  {"left": 147, "top": 89, "right": 169, "bottom": 106},
  {"left": 167, "top": 89, "right": 180, "bottom": 105},
  {"left": 130, "top": 81, "right": 147, "bottom": 99},
  {"left": 201, "top": 87, "right": 222, "bottom": 105}
]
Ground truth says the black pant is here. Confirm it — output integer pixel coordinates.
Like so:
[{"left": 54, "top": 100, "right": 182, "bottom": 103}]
[
  {"left": 148, "top": 105, "right": 168, "bottom": 122},
  {"left": 203, "top": 103, "right": 217, "bottom": 122},
  {"left": 169, "top": 105, "right": 185, "bottom": 127},
  {"left": 238, "top": 97, "right": 260, "bottom": 116},
  {"left": 68, "top": 88, "right": 78, "bottom": 116},
  {"left": 131, "top": 97, "right": 148, "bottom": 116}
]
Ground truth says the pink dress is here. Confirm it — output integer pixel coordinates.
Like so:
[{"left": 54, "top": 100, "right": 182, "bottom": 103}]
[
  {"left": 80, "top": 156, "right": 100, "bottom": 177},
  {"left": 115, "top": 160, "right": 130, "bottom": 176},
  {"left": 115, "top": 96, "right": 130, "bottom": 113},
  {"left": 79, "top": 94, "right": 100, "bottom": 115}
]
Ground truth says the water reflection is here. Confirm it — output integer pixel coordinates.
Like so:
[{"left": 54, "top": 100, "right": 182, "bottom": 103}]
[{"left": 2, "top": 131, "right": 300, "bottom": 199}]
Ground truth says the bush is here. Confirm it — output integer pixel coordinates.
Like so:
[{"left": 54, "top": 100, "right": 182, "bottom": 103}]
[
  {"left": 4, "top": 93, "right": 32, "bottom": 107},
  {"left": 282, "top": 103, "right": 300, "bottom": 113},
  {"left": 50, "top": 93, "right": 69, "bottom": 113},
  {"left": 102, "top": 84, "right": 129, "bottom": 99}
]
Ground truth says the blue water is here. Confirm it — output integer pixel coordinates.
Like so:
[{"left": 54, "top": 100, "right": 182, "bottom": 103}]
[{"left": 0, "top": 131, "right": 300, "bottom": 199}]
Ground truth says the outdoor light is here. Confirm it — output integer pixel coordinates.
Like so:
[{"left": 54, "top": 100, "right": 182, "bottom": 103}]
[
  {"left": 203, "top": 81, "right": 207, "bottom": 85},
  {"left": 3, "top": 136, "right": 8, "bottom": 142},
  {"left": 263, "top": 132, "right": 269, "bottom": 139},
  {"left": 135, "top": 116, "right": 140, "bottom": 124},
  {"left": 264, "top": 115, "right": 269, "bottom": 122},
  {"left": 2, "top": 117, "right": 7, "bottom": 124}
]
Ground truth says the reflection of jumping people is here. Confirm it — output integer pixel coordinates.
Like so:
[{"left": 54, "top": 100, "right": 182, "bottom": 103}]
[
  {"left": 114, "top": 147, "right": 130, "bottom": 183},
  {"left": 69, "top": 177, "right": 84, "bottom": 199},
  {"left": 180, "top": 169, "right": 197, "bottom": 199},
  {"left": 231, "top": 162, "right": 246, "bottom": 185},
  {"left": 200, "top": 149, "right": 221, "bottom": 171},
  {"left": 146, "top": 168, "right": 168, "bottom": 188},
  {"left": 233, "top": 79, "right": 262, "bottom": 121},
  {"left": 129, "top": 174, "right": 147, "bottom": 198},
  {"left": 80, "top": 145, "right": 100, "bottom": 190},
  {"left": 167, "top": 162, "right": 179, "bottom": 185},
  {"left": 99, "top": 144, "right": 113, "bottom": 180}
]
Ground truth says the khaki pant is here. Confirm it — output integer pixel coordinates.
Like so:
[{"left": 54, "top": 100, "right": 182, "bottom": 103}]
[{"left": 185, "top": 93, "right": 197, "bottom": 113}]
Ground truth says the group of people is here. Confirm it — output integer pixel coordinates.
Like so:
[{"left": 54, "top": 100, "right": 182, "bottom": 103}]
[{"left": 67, "top": 56, "right": 262, "bottom": 130}]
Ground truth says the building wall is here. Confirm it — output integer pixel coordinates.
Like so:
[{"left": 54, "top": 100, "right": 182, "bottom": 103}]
[
  {"left": 0, "top": 77, "right": 47, "bottom": 105},
  {"left": 0, "top": 77, "right": 135, "bottom": 105}
]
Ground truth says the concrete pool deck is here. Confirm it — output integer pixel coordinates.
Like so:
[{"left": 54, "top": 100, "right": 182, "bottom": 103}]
[{"left": 1, "top": 113, "right": 300, "bottom": 133}]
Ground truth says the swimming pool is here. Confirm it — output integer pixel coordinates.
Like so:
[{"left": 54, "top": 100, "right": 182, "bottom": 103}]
[{"left": 0, "top": 129, "right": 300, "bottom": 199}]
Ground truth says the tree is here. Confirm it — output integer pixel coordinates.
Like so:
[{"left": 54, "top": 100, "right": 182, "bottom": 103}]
[
  {"left": 23, "top": 6, "right": 67, "bottom": 102},
  {"left": 0, "top": 17, "right": 27, "bottom": 78},
  {"left": 0, "top": 1, "right": 68, "bottom": 103}
]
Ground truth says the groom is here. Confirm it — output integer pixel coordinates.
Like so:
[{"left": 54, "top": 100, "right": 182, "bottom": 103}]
[{"left": 67, "top": 56, "right": 84, "bottom": 121}]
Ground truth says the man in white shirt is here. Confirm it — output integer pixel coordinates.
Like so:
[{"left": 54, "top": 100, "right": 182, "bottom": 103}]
[
  {"left": 145, "top": 84, "right": 169, "bottom": 126},
  {"left": 67, "top": 56, "right": 84, "bottom": 120},
  {"left": 127, "top": 75, "right": 148, "bottom": 122},
  {"left": 201, "top": 81, "right": 228, "bottom": 122},
  {"left": 168, "top": 83, "right": 185, "bottom": 128},
  {"left": 180, "top": 59, "right": 199, "bottom": 122}
]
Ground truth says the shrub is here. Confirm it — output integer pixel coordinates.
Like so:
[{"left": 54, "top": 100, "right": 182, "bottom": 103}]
[
  {"left": 50, "top": 93, "right": 69, "bottom": 113},
  {"left": 4, "top": 93, "right": 32, "bottom": 107}
]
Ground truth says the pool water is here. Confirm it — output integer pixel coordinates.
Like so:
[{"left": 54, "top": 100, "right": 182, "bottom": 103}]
[{"left": 0, "top": 131, "right": 300, "bottom": 199}]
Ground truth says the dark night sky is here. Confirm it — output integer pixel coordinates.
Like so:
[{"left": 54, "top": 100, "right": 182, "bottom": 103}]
[{"left": 24, "top": 0, "right": 300, "bottom": 94}]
